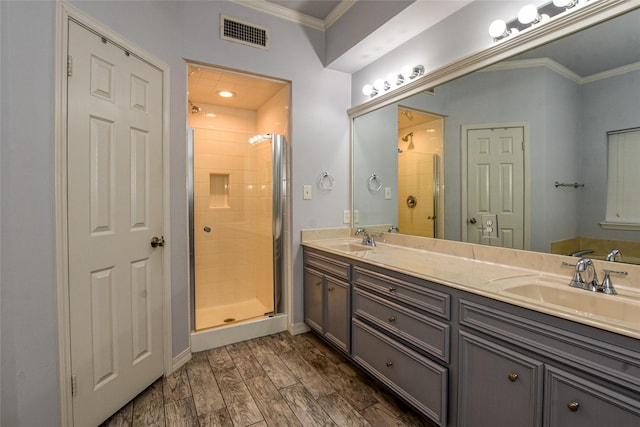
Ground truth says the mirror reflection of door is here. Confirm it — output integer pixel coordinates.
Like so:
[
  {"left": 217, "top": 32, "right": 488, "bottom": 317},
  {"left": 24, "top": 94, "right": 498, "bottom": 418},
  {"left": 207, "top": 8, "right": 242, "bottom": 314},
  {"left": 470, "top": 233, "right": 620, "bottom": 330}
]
[
  {"left": 463, "top": 125, "right": 526, "bottom": 249},
  {"left": 397, "top": 107, "right": 443, "bottom": 238}
]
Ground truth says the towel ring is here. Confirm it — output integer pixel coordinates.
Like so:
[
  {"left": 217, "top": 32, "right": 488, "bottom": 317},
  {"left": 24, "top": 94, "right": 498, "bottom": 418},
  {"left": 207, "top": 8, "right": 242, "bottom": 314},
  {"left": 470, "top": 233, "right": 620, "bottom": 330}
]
[
  {"left": 318, "top": 172, "right": 335, "bottom": 190},
  {"left": 368, "top": 174, "right": 383, "bottom": 192}
]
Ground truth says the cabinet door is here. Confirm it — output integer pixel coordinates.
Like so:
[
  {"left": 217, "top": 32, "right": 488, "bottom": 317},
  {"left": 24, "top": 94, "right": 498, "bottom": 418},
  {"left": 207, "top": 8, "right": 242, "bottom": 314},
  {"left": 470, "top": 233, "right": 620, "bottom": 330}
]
[
  {"left": 545, "top": 365, "right": 640, "bottom": 427},
  {"left": 325, "top": 276, "right": 350, "bottom": 352},
  {"left": 458, "top": 331, "right": 543, "bottom": 427},
  {"left": 304, "top": 267, "right": 324, "bottom": 333}
]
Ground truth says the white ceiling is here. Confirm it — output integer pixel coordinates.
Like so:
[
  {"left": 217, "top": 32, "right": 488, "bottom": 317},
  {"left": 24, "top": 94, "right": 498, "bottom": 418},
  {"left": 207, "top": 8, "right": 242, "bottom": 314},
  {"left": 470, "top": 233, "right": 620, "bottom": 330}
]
[{"left": 188, "top": 65, "right": 287, "bottom": 110}]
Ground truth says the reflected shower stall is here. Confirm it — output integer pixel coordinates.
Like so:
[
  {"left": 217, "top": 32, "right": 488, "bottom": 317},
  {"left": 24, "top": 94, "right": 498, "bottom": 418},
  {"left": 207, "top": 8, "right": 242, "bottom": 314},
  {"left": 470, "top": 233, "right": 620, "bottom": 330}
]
[
  {"left": 397, "top": 107, "right": 444, "bottom": 238},
  {"left": 189, "top": 129, "right": 285, "bottom": 331}
]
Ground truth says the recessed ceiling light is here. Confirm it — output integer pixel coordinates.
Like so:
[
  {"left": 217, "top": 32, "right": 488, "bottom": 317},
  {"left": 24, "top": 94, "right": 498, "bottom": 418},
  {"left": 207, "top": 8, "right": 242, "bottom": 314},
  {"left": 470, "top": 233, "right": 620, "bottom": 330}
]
[
  {"left": 218, "top": 90, "right": 234, "bottom": 98},
  {"left": 205, "top": 113, "right": 216, "bottom": 118}
]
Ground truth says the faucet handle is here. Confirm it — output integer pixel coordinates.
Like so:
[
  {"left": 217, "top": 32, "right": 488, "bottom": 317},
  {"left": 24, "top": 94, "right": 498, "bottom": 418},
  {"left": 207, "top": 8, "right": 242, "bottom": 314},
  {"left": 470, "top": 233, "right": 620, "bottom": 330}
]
[{"left": 600, "top": 269, "right": 627, "bottom": 295}]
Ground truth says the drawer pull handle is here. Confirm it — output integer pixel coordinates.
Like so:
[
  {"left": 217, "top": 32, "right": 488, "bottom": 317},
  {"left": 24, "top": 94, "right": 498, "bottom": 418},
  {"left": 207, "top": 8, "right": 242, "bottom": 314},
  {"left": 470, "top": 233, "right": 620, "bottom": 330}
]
[
  {"left": 388, "top": 316, "right": 396, "bottom": 322},
  {"left": 315, "top": 281, "right": 321, "bottom": 286},
  {"left": 388, "top": 287, "right": 396, "bottom": 292},
  {"left": 508, "top": 373, "right": 518, "bottom": 382},
  {"left": 386, "top": 361, "right": 394, "bottom": 367},
  {"left": 568, "top": 402, "right": 580, "bottom": 412},
  {"left": 328, "top": 287, "right": 335, "bottom": 292}
]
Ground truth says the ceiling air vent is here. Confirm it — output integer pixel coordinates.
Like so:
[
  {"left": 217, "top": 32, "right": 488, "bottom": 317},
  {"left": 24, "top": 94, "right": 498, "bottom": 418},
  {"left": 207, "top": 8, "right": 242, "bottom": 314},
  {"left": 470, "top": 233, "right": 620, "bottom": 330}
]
[{"left": 221, "top": 15, "right": 269, "bottom": 49}]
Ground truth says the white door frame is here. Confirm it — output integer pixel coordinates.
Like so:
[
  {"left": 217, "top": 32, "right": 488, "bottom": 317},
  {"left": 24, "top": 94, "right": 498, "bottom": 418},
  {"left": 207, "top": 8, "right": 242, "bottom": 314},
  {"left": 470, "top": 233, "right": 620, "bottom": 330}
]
[
  {"left": 54, "top": 3, "right": 172, "bottom": 425},
  {"left": 460, "top": 122, "right": 531, "bottom": 250}
]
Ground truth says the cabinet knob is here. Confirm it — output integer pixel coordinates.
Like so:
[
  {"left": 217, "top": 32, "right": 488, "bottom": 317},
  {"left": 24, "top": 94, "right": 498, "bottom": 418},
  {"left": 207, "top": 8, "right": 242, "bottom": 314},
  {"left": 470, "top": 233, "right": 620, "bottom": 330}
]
[
  {"left": 388, "top": 287, "right": 396, "bottom": 293},
  {"left": 386, "top": 361, "right": 394, "bottom": 367},
  {"left": 388, "top": 316, "right": 396, "bottom": 322},
  {"left": 568, "top": 402, "right": 580, "bottom": 412},
  {"left": 315, "top": 281, "right": 321, "bottom": 287},
  {"left": 328, "top": 287, "right": 335, "bottom": 292},
  {"left": 508, "top": 372, "right": 518, "bottom": 382}
]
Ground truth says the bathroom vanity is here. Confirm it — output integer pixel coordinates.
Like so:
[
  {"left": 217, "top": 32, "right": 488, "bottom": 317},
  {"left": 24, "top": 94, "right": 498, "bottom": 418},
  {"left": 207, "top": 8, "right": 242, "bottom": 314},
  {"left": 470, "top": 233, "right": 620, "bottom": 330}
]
[{"left": 302, "top": 232, "right": 640, "bottom": 427}]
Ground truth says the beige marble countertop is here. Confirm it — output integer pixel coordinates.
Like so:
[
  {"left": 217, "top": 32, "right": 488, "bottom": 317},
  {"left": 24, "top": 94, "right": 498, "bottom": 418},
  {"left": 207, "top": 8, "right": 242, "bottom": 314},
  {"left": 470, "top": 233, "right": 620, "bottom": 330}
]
[{"left": 302, "top": 228, "right": 640, "bottom": 340}]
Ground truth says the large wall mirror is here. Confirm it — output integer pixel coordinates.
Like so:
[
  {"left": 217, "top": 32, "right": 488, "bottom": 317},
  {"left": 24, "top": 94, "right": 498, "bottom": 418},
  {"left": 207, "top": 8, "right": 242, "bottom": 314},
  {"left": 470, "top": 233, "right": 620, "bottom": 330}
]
[{"left": 351, "top": 4, "right": 640, "bottom": 264}]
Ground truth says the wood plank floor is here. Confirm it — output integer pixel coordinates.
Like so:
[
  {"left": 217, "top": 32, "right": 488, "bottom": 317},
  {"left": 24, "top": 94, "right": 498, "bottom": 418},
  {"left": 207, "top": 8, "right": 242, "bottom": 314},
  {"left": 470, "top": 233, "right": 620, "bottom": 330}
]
[{"left": 101, "top": 332, "right": 435, "bottom": 427}]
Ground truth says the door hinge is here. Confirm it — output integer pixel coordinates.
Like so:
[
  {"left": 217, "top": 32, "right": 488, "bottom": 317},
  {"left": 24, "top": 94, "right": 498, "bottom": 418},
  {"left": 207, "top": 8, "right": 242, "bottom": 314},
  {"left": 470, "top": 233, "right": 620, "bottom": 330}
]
[
  {"left": 67, "top": 55, "right": 73, "bottom": 77},
  {"left": 71, "top": 374, "right": 77, "bottom": 397}
]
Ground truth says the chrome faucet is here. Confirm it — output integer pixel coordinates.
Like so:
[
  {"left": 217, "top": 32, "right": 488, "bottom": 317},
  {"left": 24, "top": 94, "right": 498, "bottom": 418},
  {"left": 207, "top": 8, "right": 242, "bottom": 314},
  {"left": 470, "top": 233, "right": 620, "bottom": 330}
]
[
  {"left": 387, "top": 225, "right": 399, "bottom": 233},
  {"left": 355, "top": 228, "right": 376, "bottom": 247},
  {"left": 606, "top": 249, "right": 621, "bottom": 262},
  {"left": 568, "top": 258, "right": 599, "bottom": 291},
  {"left": 564, "top": 258, "right": 627, "bottom": 295}
]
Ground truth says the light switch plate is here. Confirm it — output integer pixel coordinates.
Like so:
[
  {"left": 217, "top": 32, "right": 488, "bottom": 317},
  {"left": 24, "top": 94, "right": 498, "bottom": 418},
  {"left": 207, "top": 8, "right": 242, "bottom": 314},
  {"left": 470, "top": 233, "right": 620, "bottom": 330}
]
[
  {"left": 385, "top": 187, "right": 392, "bottom": 200},
  {"left": 353, "top": 210, "right": 359, "bottom": 223},
  {"left": 343, "top": 210, "right": 351, "bottom": 223},
  {"left": 303, "top": 185, "right": 312, "bottom": 200}
]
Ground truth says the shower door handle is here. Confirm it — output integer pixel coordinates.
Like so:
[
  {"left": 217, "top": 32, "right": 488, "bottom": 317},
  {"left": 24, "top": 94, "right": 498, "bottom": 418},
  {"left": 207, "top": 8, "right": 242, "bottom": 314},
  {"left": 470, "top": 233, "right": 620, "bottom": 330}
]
[{"left": 150, "top": 236, "right": 165, "bottom": 248}]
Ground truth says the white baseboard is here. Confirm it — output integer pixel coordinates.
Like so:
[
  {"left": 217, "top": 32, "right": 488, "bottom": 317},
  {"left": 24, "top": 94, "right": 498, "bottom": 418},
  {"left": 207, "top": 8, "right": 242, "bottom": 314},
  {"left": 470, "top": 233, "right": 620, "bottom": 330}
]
[
  {"left": 171, "top": 347, "right": 192, "bottom": 373},
  {"left": 191, "top": 314, "right": 288, "bottom": 352},
  {"left": 288, "top": 322, "right": 310, "bottom": 335}
]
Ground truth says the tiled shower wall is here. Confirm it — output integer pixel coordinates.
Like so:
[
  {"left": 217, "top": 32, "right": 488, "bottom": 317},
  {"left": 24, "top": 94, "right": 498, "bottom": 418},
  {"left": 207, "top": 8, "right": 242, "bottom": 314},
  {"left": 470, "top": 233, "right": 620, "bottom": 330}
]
[{"left": 191, "top": 105, "right": 274, "bottom": 323}]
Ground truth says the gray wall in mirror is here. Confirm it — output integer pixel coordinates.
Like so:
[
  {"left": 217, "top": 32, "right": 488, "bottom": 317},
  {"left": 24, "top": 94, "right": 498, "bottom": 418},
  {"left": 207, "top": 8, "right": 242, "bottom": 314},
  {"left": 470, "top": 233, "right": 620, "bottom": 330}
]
[{"left": 353, "top": 7, "right": 640, "bottom": 256}]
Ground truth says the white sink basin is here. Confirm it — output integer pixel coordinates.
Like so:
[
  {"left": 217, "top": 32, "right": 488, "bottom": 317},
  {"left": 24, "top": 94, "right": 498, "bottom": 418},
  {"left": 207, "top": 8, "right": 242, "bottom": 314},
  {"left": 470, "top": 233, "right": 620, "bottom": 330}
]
[
  {"left": 502, "top": 283, "right": 640, "bottom": 324},
  {"left": 325, "top": 242, "right": 374, "bottom": 253}
]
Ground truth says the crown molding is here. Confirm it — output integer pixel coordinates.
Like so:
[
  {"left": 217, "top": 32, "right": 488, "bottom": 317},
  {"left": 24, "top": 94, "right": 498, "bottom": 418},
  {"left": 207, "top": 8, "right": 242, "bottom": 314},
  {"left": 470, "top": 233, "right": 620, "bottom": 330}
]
[{"left": 231, "top": 0, "right": 355, "bottom": 31}]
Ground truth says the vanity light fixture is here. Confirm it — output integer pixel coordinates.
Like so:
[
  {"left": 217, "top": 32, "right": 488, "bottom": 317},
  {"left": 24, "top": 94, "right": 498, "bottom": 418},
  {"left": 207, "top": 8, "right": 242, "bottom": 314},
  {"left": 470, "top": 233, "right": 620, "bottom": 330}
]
[
  {"left": 489, "top": 0, "right": 589, "bottom": 43},
  {"left": 518, "top": 4, "right": 548, "bottom": 25},
  {"left": 362, "top": 64, "right": 425, "bottom": 98},
  {"left": 553, "top": 0, "right": 579, "bottom": 8}
]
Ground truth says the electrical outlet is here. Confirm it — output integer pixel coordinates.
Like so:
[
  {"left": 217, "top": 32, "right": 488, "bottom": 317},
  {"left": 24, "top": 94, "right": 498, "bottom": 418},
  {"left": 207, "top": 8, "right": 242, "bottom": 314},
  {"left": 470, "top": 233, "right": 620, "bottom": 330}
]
[
  {"left": 303, "top": 185, "right": 312, "bottom": 200},
  {"left": 353, "top": 210, "right": 359, "bottom": 223},
  {"left": 343, "top": 210, "right": 351, "bottom": 224},
  {"left": 385, "top": 187, "right": 392, "bottom": 200},
  {"left": 481, "top": 214, "right": 499, "bottom": 238}
]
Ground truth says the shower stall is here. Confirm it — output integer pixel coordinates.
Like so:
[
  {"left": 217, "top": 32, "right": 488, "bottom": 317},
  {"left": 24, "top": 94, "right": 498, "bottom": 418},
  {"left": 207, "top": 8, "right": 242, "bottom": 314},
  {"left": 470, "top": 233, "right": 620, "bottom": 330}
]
[{"left": 188, "top": 128, "right": 286, "bottom": 336}]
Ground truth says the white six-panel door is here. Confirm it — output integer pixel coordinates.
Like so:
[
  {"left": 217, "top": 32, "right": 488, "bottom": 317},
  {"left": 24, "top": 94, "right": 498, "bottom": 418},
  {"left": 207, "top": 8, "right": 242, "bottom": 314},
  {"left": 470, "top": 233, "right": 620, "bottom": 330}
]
[
  {"left": 464, "top": 126, "right": 525, "bottom": 249},
  {"left": 67, "top": 20, "right": 164, "bottom": 426}
]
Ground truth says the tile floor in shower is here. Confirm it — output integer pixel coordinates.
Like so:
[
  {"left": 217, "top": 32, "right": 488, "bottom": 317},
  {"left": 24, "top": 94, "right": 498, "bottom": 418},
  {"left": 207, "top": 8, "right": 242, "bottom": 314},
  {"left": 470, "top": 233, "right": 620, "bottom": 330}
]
[{"left": 195, "top": 298, "right": 273, "bottom": 330}]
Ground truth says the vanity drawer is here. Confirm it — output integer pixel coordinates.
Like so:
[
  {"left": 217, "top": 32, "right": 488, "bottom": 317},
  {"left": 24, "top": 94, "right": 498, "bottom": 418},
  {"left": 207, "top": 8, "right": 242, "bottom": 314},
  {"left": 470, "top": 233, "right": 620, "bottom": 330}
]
[
  {"left": 353, "top": 287, "right": 450, "bottom": 363},
  {"left": 353, "top": 319, "right": 448, "bottom": 426},
  {"left": 544, "top": 365, "right": 640, "bottom": 426},
  {"left": 304, "top": 250, "right": 350, "bottom": 281},
  {"left": 353, "top": 266, "right": 450, "bottom": 319}
]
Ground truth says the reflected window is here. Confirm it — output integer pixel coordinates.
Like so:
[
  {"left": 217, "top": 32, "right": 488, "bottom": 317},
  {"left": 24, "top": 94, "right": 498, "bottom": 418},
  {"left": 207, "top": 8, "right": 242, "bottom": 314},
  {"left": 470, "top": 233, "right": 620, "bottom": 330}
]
[{"left": 604, "top": 128, "right": 640, "bottom": 229}]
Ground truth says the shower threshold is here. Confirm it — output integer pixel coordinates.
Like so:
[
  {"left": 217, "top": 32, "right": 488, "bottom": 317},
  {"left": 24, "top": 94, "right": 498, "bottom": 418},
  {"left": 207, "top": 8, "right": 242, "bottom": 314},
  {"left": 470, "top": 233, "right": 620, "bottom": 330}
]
[{"left": 195, "top": 297, "right": 273, "bottom": 331}]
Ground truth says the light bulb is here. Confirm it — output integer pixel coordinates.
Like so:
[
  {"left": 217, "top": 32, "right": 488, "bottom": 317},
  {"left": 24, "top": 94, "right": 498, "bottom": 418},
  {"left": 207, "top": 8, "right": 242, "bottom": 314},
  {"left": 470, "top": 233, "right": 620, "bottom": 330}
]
[
  {"left": 387, "top": 72, "right": 399, "bottom": 86},
  {"left": 553, "top": 0, "right": 578, "bottom": 7},
  {"left": 518, "top": 4, "right": 540, "bottom": 24},
  {"left": 488, "top": 19, "right": 507, "bottom": 38},
  {"left": 362, "top": 84, "right": 373, "bottom": 96},
  {"left": 373, "top": 79, "right": 385, "bottom": 91},
  {"left": 400, "top": 65, "right": 413, "bottom": 79}
]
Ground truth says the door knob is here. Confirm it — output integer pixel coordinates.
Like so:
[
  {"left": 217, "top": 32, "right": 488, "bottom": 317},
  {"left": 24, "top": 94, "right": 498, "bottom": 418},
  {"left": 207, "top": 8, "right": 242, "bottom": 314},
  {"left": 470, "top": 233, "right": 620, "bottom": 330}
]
[
  {"left": 469, "top": 217, "right": 477, "bottom": 224},
  {"left": 150, "top": 236, "right": 165, "bottom": 248}
]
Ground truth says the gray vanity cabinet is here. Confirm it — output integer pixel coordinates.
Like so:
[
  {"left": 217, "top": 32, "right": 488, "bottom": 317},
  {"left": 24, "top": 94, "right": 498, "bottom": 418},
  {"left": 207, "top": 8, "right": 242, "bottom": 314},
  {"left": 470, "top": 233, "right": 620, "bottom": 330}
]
[
  {"left": 303, "top": 249, "right": 351, "bottom": 353},
  {"left": 544, "top": 365, "right": 640, "bottom": 426},
  {"left": 459, "top": 298, "right": 640, "bottom": 427},
  {"left": 352, "top": 265, "right": 450, "bottom": 426},
  {"left": 458, "top": 331, "right": 543, "bottom": 427}
]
